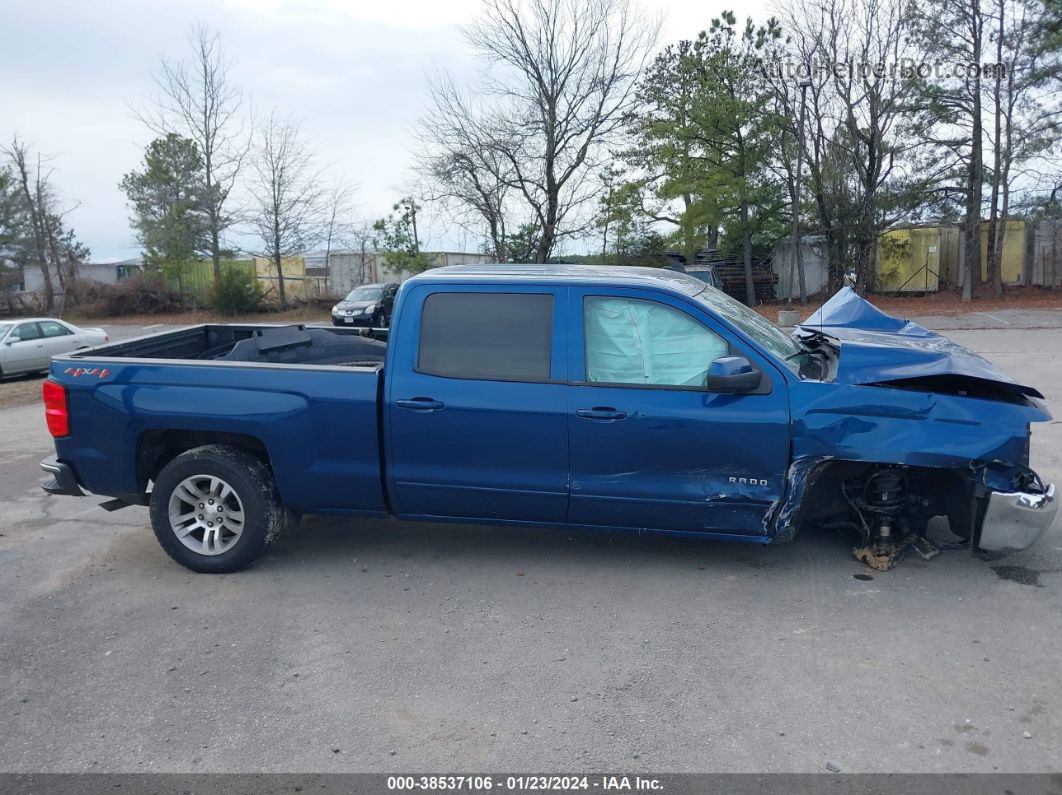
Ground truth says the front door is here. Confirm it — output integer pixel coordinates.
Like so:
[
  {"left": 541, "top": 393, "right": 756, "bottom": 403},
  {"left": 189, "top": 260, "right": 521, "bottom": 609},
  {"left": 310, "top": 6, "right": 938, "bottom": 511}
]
[
  {"left": 566, "top": 288, "right": 790, "bottom": 536},
  {"left": 385, "top": 285, "right": 569, "bottom": 523},
  {"left": 5, "top": 322, "right": 47, "bottom": 373}
]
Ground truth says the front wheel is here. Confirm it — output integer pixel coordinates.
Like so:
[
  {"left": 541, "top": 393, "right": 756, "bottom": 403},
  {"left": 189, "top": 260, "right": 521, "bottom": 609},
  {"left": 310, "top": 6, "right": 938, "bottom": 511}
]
[{"left": 149, "top": 444, "right": 288, "bottom": 573}]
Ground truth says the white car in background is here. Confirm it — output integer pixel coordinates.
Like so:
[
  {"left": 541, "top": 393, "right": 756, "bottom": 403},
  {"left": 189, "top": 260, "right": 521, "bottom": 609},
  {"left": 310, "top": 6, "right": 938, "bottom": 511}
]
[{"left": 0, "top": 318, "right": 108, "bottom": 378}]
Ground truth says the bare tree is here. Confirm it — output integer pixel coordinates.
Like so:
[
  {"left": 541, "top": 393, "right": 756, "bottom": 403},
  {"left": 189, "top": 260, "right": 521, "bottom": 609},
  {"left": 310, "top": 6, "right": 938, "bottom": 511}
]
[
  {"left": 4, "top": 138, "right": 55, "bottom": 311},
  {"left": 321, "top": 183, "right": 359, "bottom": 268},
  {"left": 461, "top": 0, "right": 658, "bottom": 262},
  {"left": 418, "top": 75, "right": 517, "bottom": 262},
  {"left": 138, "top": 24, "right": 248, "bottom": 281},
  {"left": 909, "top": 0, "right": 990, "bottom": 300},
  {"left": 820, "top": 0, "right": 921, "bottom": 291},
  {"left": 348, "top": 221, "right": 375, "bottom": 285},
  {"left": 984, "top": 0, "right": 1059, "bottom": 295},
  {"left": 246, "top": 113, "right": 324, "bottom": 308},
  {"left": 768, "top": 1, "right": 860, "bottom": 291},
  {"left": 2, "top": 138, "right": 87, "bottom": 312}
]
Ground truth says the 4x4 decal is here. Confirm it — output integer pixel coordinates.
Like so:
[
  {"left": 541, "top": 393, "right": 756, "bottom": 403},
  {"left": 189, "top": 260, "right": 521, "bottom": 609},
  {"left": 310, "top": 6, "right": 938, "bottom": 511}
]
[{"left": 64, "top": 367, "right": 111, "bottom": 379}]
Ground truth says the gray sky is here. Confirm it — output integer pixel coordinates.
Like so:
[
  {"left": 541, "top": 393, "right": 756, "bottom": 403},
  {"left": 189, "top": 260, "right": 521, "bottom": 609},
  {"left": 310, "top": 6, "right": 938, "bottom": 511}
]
[{"left": 2, "top": 0, "right": 767, "bottom": 262}]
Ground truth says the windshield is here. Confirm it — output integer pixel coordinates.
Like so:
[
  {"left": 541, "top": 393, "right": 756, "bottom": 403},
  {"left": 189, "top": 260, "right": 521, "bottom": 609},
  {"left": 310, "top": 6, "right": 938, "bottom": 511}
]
[
  {"left": 0, "top": 323, "right": 10, "bottom": 339},
  {"left": 345, "top": 285, "right": 382, "bottom": 302},
  {"left": 690, "top": 285, "right": 804, "bottom": 371}
]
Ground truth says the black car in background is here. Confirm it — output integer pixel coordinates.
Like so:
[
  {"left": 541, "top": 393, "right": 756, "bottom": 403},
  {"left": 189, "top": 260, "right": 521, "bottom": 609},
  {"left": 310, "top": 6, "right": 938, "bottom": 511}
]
[{"left": 331, "top": 282, "right": 399, "bottom": 328}]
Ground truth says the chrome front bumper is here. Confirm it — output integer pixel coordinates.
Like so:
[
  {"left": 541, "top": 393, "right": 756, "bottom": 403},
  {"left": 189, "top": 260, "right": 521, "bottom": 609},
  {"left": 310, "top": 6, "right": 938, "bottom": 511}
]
[{"left": 978, "top": 483, "right": 1057, "bottom": 552}]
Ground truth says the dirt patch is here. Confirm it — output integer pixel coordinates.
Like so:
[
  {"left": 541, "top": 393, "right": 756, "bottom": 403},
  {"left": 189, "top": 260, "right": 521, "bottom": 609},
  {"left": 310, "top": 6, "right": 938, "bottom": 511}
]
[
  {"left": 0, "top": 375, "right": 45, "bottom": 409},
  {"left": 756, "top": 285, "right": 1062, "bottom": 322}
]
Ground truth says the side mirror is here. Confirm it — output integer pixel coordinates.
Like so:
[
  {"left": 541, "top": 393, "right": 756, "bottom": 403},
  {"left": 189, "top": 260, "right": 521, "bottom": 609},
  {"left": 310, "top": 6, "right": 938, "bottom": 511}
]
[{"left": 707, "top": 355, "right": 762, "bottom": 393}]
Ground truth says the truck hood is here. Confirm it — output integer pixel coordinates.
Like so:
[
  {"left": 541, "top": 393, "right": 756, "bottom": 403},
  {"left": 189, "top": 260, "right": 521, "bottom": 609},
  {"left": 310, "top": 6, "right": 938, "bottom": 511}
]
[{"left": 799, "top": 287, "right": 1044, "bottom": 400}]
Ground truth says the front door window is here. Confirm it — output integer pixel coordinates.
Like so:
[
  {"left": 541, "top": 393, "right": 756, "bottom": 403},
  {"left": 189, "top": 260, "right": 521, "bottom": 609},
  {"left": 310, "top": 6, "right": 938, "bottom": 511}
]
[{"left": 584, "top": 296, "right": 727, "bottom": 387}]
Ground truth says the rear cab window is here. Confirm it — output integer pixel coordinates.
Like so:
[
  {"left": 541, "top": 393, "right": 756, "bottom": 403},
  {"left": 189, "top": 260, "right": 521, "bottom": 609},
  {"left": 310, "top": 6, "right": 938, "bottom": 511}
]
[{"left": 417, "top": 292, "right": 554, "bottom": 382}]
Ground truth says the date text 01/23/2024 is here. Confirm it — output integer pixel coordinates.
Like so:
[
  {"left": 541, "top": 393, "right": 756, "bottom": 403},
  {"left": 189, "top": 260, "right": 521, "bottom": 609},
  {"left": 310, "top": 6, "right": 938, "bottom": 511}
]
[{"left": 386, "top": 775, "right": 663, "bottom": 791}]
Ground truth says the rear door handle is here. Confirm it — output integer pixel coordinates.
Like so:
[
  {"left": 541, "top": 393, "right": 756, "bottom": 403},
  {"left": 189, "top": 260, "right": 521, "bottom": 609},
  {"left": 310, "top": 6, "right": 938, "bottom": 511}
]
[
  {"left": 395, "top": 398, "right": 445, "bottom": 412},
  {"left": 575, "top": 407, "right": 628, "bottom": 421}
]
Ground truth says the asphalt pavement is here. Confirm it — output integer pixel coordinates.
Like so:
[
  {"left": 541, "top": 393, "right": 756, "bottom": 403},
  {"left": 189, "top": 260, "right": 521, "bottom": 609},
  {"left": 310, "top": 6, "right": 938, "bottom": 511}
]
[{"left": 0, "top": 317, "right": 1060, "bottom": 773}]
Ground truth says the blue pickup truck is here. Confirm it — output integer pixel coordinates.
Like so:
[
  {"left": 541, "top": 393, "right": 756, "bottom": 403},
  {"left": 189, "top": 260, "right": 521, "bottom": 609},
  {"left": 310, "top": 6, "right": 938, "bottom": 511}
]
[{"left": 40, "top": 265, "right": 1056, "bottom": 573}]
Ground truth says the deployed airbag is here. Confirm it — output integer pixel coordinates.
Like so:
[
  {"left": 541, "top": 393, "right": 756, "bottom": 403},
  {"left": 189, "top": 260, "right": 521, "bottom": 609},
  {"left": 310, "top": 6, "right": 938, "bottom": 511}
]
[{"left": 584, "top": 296, "right": 727, "bottom": 386}]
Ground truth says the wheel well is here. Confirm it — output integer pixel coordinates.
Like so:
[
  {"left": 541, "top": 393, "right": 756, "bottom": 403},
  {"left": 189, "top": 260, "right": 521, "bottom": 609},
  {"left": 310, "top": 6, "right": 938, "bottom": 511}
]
[
  {"left": 136, "top": 430, "right": 271, "bottom": 491},
  {"left": 795, "top": 459, "right": 975, "bottom": 539}
]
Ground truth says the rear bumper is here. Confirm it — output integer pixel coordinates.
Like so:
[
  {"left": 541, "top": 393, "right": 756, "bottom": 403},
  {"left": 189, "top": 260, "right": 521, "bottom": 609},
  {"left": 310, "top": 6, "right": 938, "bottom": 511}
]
[
  {"left": 40, "top": 457, "right": 84, "bottom": 497},
  {"left": 978, "top": 482, "right": 1056, "bottom": 552}
]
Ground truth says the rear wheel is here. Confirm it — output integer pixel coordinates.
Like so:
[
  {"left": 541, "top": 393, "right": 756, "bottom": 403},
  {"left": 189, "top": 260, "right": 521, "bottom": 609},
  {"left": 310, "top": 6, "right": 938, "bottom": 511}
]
[{"left": 149, "top": 445, "right": 288, "bottom": 573}]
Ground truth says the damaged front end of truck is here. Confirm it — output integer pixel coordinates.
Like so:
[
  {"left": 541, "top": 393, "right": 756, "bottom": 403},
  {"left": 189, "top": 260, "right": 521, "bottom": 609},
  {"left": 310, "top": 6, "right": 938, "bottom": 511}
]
[{"left": 771, "top": 288, "right": 1056, "bottom": 570}]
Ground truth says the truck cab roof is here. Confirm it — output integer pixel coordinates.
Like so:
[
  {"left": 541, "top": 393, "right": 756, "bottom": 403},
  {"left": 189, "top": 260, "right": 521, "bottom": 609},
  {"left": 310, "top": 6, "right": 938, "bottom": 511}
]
[{"left": 407, "top": 264, "right": 708, "bottom": 297}]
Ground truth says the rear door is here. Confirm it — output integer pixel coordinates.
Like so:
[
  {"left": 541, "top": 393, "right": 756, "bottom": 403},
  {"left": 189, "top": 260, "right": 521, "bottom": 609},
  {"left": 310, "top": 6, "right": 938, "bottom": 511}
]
[
  {"left": 385, "top": 284, "right": 569, "bottom": 523},
  {"left": 39, "top": 320, "right": 79, "bottom": 358},
  {"left": 565, "top": 287, "right": 790, "bottom": 536}
]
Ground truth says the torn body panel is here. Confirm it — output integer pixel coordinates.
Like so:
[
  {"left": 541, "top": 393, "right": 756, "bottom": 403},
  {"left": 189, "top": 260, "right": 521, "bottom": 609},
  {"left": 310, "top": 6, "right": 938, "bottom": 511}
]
[
  {"left": 771, "top": 289, "right": 1054, "bottom": 564},
  {"left": 800, "top": 287, "right": 1043, "bottom": 399},
  {"left": 771, "top": 379, "right": 1051, "bottom": 561}
]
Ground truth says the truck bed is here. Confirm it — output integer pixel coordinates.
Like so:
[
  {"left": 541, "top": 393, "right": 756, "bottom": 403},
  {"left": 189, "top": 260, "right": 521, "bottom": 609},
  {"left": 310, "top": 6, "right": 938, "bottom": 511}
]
[
  {"left": 71, "top": 323, "right": 387, "bottom": 368},
  {"left": 50, "top": 323, "right": 389, "bottom": 515}
]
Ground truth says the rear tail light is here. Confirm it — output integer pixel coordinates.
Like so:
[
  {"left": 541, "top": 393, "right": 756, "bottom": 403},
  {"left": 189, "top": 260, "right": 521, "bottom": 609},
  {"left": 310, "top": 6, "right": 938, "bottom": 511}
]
[{"left": 42, "top": 380, "right": 69, "bottom": 437}]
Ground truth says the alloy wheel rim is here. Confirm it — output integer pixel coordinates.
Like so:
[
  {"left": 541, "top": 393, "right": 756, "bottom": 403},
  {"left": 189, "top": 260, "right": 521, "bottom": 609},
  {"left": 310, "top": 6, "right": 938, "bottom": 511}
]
[{"left": 167, "top": 475, "right": 245, "bottom": 555}]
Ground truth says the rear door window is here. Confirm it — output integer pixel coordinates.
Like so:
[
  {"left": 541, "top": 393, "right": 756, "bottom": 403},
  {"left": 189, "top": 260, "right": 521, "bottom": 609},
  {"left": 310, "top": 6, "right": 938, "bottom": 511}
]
[
  {"left": 418, "top": 292, "right": 553, "bottom": 381},
  {"left": 40, "top": 321, "right": 73, "bottom": 337}
]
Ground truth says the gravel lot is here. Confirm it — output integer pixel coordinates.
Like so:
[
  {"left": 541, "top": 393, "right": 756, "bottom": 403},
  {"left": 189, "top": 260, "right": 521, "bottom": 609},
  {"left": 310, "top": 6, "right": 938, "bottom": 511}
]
[{"left": 1, "top": 316, "right": 1060, "bottom": 773}]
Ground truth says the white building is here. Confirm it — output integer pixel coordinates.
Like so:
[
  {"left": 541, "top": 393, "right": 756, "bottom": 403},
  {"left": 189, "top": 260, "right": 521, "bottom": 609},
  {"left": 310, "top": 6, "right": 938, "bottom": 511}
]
[{"left": 22, "top": 257, "right": 143, "bottom": 293}]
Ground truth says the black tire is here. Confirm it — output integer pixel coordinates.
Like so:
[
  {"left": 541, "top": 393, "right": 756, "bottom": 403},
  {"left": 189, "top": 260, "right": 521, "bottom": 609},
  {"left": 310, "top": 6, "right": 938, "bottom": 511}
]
[{"left": 149, "top": 444, "right": 288, "bottom": 573}]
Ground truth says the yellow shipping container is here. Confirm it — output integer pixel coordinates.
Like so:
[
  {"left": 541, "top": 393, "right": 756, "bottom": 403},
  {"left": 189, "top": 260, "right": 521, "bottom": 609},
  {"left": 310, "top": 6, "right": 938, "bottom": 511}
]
[
  {"left": 980, "top": 221, "right": 1025, "bottom": 285},
  {"left": 254, "top": 256, "right": 309, "bottom": 301},
  {"left": 876, "top": 227, "right": 941, "bottom": 292}
]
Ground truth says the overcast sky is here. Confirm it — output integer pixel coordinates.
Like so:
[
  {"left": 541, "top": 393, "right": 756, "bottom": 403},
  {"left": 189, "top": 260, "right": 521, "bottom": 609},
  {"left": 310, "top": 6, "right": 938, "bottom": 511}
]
[{"left": 3, "top": 0, "right": 769, "bottom": 262}]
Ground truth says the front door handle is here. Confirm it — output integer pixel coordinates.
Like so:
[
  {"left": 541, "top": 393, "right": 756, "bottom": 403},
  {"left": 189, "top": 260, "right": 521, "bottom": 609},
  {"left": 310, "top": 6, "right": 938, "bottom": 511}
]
[
  {"left": 396, "top": 398, "right": 445, "bottom": 412},
  {"left": 575, "top": 407, "right": 628, "bottom": 421}
]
